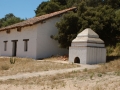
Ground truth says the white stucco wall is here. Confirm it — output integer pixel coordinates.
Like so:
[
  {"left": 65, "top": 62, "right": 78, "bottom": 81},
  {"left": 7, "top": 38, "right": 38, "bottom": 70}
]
[
  {"left": 69, "top": 47, "right": 87, "bottom": 64},
  {"left": 71, "top": 42, "right": 105, "bottom": 47},
  {"left": 87, "top": 47, "right": 106, "bottom": 64},
  {"left": 0, "top": 16, "right": 68, "bottom": 59},
  {"left": 0, "top": 25, "right": 37, "bottom": 59},
  {"left": 69, "top": 46, "right": 106, "bottom": 64},
  {"left": 36, "top": 16, "right": 68, "bottom": 59}
]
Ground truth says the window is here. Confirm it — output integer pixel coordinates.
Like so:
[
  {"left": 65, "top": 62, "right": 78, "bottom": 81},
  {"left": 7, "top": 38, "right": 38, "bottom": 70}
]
[
  {"left": 23, "top": 39, "right": 29, "bottom": 51},
  {"left": 4, "top": 41, "right": 8, "bottom": 51}
]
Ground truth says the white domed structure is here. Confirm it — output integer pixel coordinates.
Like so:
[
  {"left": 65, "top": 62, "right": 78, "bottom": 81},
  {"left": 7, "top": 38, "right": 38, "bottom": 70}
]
[{"left": 69, "top": 28, "right": 106, "bottom": 64}]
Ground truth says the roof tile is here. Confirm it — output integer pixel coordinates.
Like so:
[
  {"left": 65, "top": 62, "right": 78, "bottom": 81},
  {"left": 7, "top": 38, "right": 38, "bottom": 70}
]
[{"left": 0, "top": 7, "right": 76, "bottom": 31}]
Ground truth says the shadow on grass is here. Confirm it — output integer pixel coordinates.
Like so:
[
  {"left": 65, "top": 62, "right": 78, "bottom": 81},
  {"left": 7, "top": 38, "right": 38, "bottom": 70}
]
[{"left": 106, "top": 56, "right": 120, "bottom": 62}]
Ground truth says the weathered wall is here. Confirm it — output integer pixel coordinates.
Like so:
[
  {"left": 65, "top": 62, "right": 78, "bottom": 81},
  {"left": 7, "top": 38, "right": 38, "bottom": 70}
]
[
  {"left": 0, "top": 25, "right": 37, "bottom": 59},
  {"left": 87, "top": 47, "right": 106, "bottom": 64},
  {"left": 69, "top": 47, "right": 87, "bottom": 64},
  {"left": 69, "top": 46, "right": 106, "bottom": 64},
  {"left": 0, "top": 16, "right": 68, "bottom": 59},
  {"left": 36, "top": 16, "right": 68, "bottom": 59}
]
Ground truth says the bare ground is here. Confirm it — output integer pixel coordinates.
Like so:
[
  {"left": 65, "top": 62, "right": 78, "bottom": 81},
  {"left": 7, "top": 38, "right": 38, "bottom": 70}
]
[
  {"left": 0, "top": 72, "right": 119, "bottom": 90},
  {"left": 0, "top": 57, "right": 119, "bottom": 90},
  {"left": 0, "top": 64, "right": 99, "bottom": 81}
]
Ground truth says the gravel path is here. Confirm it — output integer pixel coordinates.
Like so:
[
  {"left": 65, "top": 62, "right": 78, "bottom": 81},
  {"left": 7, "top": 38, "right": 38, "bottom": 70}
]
[{"left": 0, "top": 64, "right": 99, "bottom": 81}]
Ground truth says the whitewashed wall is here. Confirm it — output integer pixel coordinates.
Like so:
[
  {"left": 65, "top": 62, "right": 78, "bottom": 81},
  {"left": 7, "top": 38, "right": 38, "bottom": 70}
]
[
  {"left": 0, "top": 16, "right": 68, "bottom": 59},
  {"left": 36, "top": 16, "right": 68, "bottom": 59},
  {"left": 69, "top": 47, "right": 106, "bottom": 64},
  {"left": 87, "top": 47, "right": 106, "bottom": 64},
  {"left": 69, "top": 47, "right": 87, "bottom": 64},
  {"left": 0, "top": 25, "right": 37, "bottom": 59}
]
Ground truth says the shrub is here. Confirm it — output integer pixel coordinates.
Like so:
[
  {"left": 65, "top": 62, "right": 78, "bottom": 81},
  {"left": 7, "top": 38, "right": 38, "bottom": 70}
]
[
  {"left": 97, "top": 73, "right": 102, "bottom": 77},
  {"left": 115, "top": 71, "right": 120, "bottom": 76},
  {"left": 10, "top": 57, "right": 16, "bottom": 64},
  {"left": 107, "top": 46, "right": 114, "bottom": 56},
  {"left": 83, "top": 68, "right": 87, "bottom": 72},
  {"left": 90, "top": 73, "right": 94, "bottom": 80}
]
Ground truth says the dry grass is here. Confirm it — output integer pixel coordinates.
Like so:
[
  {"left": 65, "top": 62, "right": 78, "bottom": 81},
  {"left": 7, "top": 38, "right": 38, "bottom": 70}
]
[
  {"left": 0, "top": 58, "right": 119, "bottom": 90},
  {"left": 107, "top": 43, "right": 120, "bottom": 56},
  {"left": 0, "top": 58, "right": 119, "bottom": 89},
  {"left": 88, "top": 58, "right": 120, "bottom": 73},
  {"left": 0, "top": 57, "right": 79, "bottom": 76},
  {"left": 0, "top": 71, "right": 80, "bottom": 89}
]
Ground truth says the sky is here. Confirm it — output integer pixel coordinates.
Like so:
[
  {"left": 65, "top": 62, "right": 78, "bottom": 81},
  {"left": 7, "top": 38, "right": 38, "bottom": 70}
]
[{"left": 0, "top": 0, "right": 48, "bottom": 19}]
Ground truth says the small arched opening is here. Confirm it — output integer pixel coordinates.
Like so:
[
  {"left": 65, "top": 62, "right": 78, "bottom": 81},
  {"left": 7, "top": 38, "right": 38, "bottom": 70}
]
[{"left": 74, "top": 57, "right": 80, "bottom": 63}]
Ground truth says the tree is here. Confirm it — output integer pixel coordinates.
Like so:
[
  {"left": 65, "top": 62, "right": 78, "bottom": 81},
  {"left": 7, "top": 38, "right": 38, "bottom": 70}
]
[
  {"left": 51, "top": 0, "right": 67, "bottom": 5},
  {"left": 77, "top": 0, "right": 87, "bottom": 16},
  {"left": 66, "top": 0, "right": 80, "bottom": 7},
  {"left": 52, "top": 12, "right": 79, "bottom": 48},
  {"left": 35, "top": 0, "right": 120, "bottom": 48},
  {"left": 115, "top": 9, "right": 120, "bottom": 41},
  {"left": 86, "top": 0, "right": 104, "bottom": 7},
  {"left": 43, "top": 2, "right": 60, "bottom": 14},
  {"left": 103, "top": 0, "right": 120, "bottom": 9},
  {"left": 78, "top": 5, "right": 118, "bottom": 45},
  {"left": 35, "top": 1, "right": 60, "bottom": 16},
  {"left": 35, "top": 0, "right": 83, "bottom": 16},
  {"left": 0, "top": 13, "right": 24, "bottom": 28},
  {"left": 35, "top": 2, "right": 49, "bottom": 16},
  {"left": 53, "top": 2, "right": 119, "bottom": 48}
]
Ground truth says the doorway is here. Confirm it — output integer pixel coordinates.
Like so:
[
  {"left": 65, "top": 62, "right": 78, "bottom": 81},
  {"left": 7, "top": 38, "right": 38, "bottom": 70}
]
[
  {"left": 12, "top": 40, "right": 18, "bottom": 56},
  {"left": 74, "top": 57, "right": 80, "bottom": 63}
]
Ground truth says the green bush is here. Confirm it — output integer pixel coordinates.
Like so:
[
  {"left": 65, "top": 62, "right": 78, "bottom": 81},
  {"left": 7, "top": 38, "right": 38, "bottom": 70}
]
[
  {"left": 10, "top": 57, "right": 16, "bottom": 64},
  {"left": 97, "top": 73, "right": 102, "bottom": 77},
  {"left": 90, "top": 73, "right": 94, "bottom": 80},
  {"left": 107, "top": 46, "right": 114, "bottom": 56},
  {"left": 115, "top": 71, "right": 120, "bottom": 76},
  {"left": 83, "top": 68, "right": 87, "bottom": 72}
]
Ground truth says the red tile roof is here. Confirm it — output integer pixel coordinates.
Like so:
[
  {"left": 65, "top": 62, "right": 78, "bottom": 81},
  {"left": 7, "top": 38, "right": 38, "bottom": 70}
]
[{"left": 0, "top": 7, "right": 76, "bottom": 31}]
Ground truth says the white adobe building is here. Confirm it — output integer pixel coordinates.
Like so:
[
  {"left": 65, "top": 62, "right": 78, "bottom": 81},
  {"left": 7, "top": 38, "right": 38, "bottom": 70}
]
[
  {"left": 69, "top": 28, "right": 106, "bottom": 64},
  {"left": 0, "top": 7, "right": 76, "bottom": 59}
]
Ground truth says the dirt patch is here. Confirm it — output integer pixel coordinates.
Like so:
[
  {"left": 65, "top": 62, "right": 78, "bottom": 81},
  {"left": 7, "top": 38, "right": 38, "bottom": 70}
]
[
  {"left": 0, "top": 64, "right": 99, "bottom": 81},
  {"left": 0, "top": 72, "right": 119, "bottom": 90}
]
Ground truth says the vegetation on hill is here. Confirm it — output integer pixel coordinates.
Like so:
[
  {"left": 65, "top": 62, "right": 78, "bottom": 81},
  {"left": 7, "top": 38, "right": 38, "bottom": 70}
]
[
  {"left": 34, "top": 0, "right": 82, "bottom": 16},
  {"left": 51, "top": 0, "right": 120, "bottom": 48},
  {"left": 53, "top": 5, "right": 119, "bottom": 48},
  {"left": 107, "top": 43, "right": 120, "bottom": 56},
  {"left": 34, "top": 0, "right": 120, "bottom": 49},
  {"left": 38, "top": 0, "right": 119, "bottom": 55},
  {"left": 0, "top": 13, "right": 24, "bottom": 28}
]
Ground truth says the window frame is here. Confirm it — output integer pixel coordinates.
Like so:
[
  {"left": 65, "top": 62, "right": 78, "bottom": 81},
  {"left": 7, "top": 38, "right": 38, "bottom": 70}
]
[
  {"left": 23, "top": 39, "right": 29, "bottom": 51},
  {"left": 4, "top": 41, "right": 8, "bottom": 51}
]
